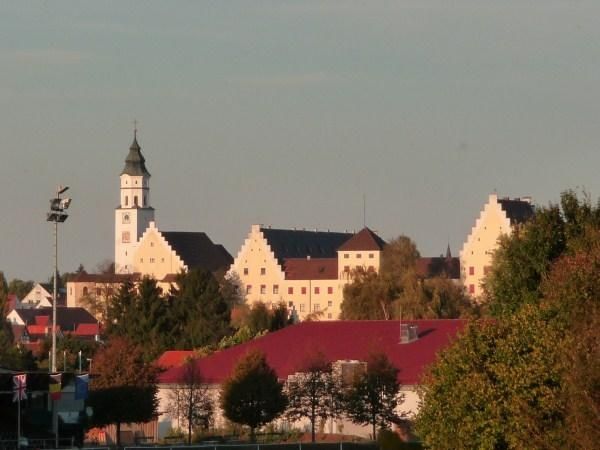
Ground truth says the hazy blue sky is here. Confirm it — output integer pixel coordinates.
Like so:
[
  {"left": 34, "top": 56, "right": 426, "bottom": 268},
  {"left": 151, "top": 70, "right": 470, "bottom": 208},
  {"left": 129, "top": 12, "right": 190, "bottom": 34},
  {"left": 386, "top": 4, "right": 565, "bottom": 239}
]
[{"left": 2, "top": 1, "right": 600, "bottom": 281}]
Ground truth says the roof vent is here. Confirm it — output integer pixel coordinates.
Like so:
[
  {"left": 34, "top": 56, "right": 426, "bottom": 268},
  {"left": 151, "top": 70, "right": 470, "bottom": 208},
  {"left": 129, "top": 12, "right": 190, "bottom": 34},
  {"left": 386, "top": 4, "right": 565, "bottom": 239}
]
[
  {"left": 306, "top": 255, "right": 311, "bottom": 260},
  {"left": 400, "top": 323, "right": 418, "bottom": 344}
]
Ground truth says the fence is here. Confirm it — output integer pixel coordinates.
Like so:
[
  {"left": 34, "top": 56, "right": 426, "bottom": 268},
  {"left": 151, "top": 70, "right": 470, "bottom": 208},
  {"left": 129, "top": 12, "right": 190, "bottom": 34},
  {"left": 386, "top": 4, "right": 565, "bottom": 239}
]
[{"left": 124, "top": 443, "right": 378, "bottom": 450}]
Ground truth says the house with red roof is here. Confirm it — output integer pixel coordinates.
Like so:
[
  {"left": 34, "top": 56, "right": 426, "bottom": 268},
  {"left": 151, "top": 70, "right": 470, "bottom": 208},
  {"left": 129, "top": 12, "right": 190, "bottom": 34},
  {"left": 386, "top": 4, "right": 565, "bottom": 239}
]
[{"left": 156, "top": 319, "right": 466, "bottom": 439}]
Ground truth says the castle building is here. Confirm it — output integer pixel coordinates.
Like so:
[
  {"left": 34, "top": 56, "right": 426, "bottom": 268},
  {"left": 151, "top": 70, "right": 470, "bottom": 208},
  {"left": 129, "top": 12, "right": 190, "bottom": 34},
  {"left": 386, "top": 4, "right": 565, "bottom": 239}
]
[
  {"left": 227, "top": 225, "right": 386, "bottom": 320},
  {"left": 460, "top": 193, "right": 534, "bottom": 299}
]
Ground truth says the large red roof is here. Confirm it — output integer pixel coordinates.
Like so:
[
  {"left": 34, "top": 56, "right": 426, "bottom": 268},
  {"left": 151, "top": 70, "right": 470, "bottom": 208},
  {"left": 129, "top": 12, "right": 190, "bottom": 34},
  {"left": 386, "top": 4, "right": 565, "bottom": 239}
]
[
  {"left": 159, "top": 320, "right": 466, "bottom": 386},
  {"left": 338, "top": 228, "right": 386, "bottom": 252},
  {"left": 283, "top": 258, "right": 338, "bottom": 280},
  {"left": 156, "top": 350, "right": 196, "bottom": 369}
]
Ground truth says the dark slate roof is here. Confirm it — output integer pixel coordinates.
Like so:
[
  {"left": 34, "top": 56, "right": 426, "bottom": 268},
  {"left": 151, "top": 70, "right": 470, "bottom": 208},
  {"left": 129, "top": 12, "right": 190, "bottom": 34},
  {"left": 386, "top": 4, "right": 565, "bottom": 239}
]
[
  {"left": 159, "top": 319, "right": 468, "bottom": 385},
  {"left": 416, "top": 257, "right": 460, "bottom": 279},
  {"left": 162, "top": 231, "right": 233, "bottom": 273},
  {"left": 338, "top": 227, "right": 386, "bottom": 251},
  {"left": 121, "top": 133, "right": 151, "bottom": 177},
  {"left": 14, "top": 307, "right": 97, "bottom": 331},
  {"left": 498, "top": 198, "right": 535, "bottom": 225},
  {"left": 260, "top": 228, "right": 353, "bottom": 264}
]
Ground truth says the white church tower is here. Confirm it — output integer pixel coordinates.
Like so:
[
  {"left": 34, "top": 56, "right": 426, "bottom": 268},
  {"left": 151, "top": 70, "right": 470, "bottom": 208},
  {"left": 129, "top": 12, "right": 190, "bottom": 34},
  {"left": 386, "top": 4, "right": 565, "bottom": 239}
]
[{"left": 114, "top": 130, "right": 155, "bottom": 274}]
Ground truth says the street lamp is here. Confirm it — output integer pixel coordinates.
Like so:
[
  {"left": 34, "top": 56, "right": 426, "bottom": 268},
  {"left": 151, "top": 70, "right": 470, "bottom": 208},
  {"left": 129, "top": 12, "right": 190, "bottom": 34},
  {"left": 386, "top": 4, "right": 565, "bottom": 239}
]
[{"left": 46, "top": 185, "right": 71, "bottom": 373}]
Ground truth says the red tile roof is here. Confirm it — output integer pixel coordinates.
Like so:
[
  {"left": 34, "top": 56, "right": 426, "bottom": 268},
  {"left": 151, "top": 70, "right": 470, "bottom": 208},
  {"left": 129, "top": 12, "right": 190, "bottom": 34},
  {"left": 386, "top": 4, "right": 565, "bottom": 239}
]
[
  {"left": 156, "top": 350, "right": 196, "bottom": 369},
  {"left": 73, "top": 323, "right": 100, "bottom": 336},
  {"left": 159, "top": 320, "right": 466, "bottom": 386},
  {"left": 283, "top": 258, "right": 338, "bottom": 280},
  {"left": 338, "top": 228, "right": 386, "bottom": 252}
]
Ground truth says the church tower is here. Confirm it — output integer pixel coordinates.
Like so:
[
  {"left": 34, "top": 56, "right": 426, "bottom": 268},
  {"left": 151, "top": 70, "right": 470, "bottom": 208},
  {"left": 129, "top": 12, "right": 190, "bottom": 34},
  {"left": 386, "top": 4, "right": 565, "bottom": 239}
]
[{"left": 114, "top": 130, "right": 155, "bottom": 274}]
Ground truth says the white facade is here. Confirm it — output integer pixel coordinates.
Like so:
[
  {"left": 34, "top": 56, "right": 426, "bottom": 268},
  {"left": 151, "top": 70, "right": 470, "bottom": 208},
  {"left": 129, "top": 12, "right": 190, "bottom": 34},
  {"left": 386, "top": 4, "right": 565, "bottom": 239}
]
[{"left": 114, "top": 136, "right": 155, "bottom": 274}]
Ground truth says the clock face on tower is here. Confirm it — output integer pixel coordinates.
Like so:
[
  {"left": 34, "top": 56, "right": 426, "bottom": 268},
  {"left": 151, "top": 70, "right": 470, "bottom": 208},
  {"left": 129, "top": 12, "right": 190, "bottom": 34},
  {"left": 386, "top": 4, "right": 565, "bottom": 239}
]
[{"left": 122, "top": 213, "right": 130, "bottom": 224}]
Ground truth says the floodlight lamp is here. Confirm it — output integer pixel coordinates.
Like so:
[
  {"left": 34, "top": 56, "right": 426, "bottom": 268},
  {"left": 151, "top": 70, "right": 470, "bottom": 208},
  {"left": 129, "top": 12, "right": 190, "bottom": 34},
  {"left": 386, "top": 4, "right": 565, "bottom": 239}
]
[
  {"left": 50, "top": 198, "right": 62, "bottom": 211},
  {"left": 58, "top": 186, "right": 69, "bottom": 195},
  {"left": 60, "top": 198, "right": 72, "bottom": 209}
]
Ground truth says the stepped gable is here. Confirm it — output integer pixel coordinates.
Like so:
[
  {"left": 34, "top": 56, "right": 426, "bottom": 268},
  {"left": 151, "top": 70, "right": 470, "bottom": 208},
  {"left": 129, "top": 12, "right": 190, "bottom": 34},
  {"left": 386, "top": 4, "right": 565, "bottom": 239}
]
[
  {"left": 338, "top": 227, "right": 386, "bottom": 251},
  {"left": 283, "top": 258, "right": 338, "bottom": 280},
  {"left": 416, "top": 257, "right": 460, "bottom": 279},
  {"left": 498, "top": 198, "right": 534, "bottom": 225},
  {"left": 159, "top": 319, "right": 467, "bottom": 386},
  {"left": 162, "top": 231, "right": 233, "bottom": 273},
  {"left": 260, "top": 228, "right": 352, "bottom": 264}
]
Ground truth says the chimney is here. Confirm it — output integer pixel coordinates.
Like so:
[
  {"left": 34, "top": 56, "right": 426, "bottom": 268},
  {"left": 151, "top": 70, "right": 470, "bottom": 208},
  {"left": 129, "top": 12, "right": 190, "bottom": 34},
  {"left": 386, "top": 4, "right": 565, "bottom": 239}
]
[
  {"left": 400, "top": 323, "right": 418, "bottom": 344},
  {"left": 520, "top": 196, "right": 532, "bottom": 204}
]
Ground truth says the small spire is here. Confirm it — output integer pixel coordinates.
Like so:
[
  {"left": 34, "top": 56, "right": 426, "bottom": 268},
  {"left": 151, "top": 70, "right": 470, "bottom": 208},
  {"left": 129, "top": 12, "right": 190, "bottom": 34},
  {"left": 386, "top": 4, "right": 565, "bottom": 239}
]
[
  {"left": 446, "top": 243, "right": 451, "bottom": 259},
  {"left": 133, "top": 119, "right": 138, "bottom": 139}
]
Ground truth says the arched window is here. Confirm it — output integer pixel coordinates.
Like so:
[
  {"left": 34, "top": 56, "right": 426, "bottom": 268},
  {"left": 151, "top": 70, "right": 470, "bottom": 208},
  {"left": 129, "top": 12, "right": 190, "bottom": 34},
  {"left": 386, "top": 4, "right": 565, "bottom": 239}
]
[
  {"left": 125, "top": 196, "right": 128, "bottom": 206},
  {"left": 134, "top": 196, "right": 138, "bottom": 206},
  {"left": 83, "top": 287, "right": 88, "bottom": 296},
  {"left": 143, "top": 195, "right": 146, "bottom": 206}
]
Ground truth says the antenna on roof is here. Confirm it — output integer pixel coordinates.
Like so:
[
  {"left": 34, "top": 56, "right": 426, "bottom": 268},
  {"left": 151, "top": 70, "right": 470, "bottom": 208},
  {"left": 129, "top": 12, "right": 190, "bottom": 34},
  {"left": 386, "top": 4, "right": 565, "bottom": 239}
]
[{"left": 363, "top": 193, "right": 366, "bottom": 228}]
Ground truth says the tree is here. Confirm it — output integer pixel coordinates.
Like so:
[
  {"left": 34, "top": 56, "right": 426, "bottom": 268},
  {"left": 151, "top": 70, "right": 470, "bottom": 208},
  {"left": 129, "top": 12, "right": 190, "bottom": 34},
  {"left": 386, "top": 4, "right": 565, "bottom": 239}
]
[
  {"left": 167, "top": 358, "right": 213, "bottom": 444},
  {"left": 171, "top": 268, "right": 231, "bottom": 349},
  {"left": 88, "top": 337, "right": 159, "bottom": 446},
  {"left": 220, "top": 350, "right": 287, "bottom": 441},
  {"left": 7, "top": 278, "right": 33, "bottom": 299},
  {"left": 106, "top": 279, "right": 137, "bottom": 336},
  {"left": 416, "top": 306, "right": 566, "bottom": 449},
  {"left": 341, "top": 268, "right": 393, "bottom": 320},
  {"left": 285, "top": 351, "right": 337, "bottom": 442},
  {"left": 344, "top": 352, "right": 402, "bottom": 440}
]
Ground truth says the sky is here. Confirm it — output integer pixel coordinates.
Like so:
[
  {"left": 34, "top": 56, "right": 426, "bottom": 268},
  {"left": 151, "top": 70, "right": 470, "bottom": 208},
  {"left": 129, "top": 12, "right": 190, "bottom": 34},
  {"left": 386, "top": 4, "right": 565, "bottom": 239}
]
[{"left": 1, "top": 1, "right": 600, "bottom": 282}]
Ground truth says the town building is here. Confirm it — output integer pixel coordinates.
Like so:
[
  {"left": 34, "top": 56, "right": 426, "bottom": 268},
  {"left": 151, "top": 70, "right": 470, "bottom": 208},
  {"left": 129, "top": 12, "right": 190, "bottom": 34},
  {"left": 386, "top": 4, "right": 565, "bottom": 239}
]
[
  {"left": 460, "top": 193, "right": 535, "bottom": 298},
  {"left": 156, "top": 319, "right": 467, "bottom": 440},
  {"left": 227, "top": 225, "right": 386, "bottom": 321}
]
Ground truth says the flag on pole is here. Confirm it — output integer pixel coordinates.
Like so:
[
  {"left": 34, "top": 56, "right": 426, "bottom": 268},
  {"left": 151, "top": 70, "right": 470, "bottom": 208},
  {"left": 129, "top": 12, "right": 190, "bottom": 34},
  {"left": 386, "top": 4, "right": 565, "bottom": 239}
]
[
  {"left": 12, "top": 374, "right": 27, "bottom": 402},
  {"left": 49, "top": 373, "right": 62, "bottom": 400},
  {"left": 75, "top": 374, "right": 89, "bottom": 400}
]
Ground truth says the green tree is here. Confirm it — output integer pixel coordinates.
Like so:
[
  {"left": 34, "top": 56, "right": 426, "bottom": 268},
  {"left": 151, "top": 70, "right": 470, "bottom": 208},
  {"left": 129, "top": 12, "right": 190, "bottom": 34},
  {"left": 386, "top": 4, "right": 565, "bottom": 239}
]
[
  {"left": 171, "top": 268, "right": 231, "bottom": 349},
  {"left": 106, "top": 279, "right": 137, "bottom": 336},
  {"left": 7, "top": 278, "right": 33, "bottom": 299},
  {"left": 220, "top": 350, "right": 287, "bottom": 441},
  {"left": 88, "top": 336, "right": 159, "bottom": 446},
  {"left": 344, "top": 352, "right": 402, "bottom": 440},
  {"left": 285, "top": 351, "right": 338, "bottom": 442},
  {"left": 166, "top": 358, "right": 213, "bottom": 444}
]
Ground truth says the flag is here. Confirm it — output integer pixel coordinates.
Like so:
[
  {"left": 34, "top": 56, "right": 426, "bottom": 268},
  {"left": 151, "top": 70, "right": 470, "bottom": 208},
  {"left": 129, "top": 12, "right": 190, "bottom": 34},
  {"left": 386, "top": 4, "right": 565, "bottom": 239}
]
[
  {"left": 12, "top": 374, "right": 27, "bottom": 402},
  {"left": 49, "top": 373, "right": 62, "bottom": 400},
  {"left": 75, "top": 374, "right": 89, "bottom": 400}
]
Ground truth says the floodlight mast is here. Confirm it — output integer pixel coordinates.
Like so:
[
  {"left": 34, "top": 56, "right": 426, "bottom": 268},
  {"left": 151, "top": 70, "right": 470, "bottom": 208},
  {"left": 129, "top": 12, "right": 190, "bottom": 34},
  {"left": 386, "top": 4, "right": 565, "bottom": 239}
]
[{"left": 46, "top": 185, "right": 70, "bottom": 374}]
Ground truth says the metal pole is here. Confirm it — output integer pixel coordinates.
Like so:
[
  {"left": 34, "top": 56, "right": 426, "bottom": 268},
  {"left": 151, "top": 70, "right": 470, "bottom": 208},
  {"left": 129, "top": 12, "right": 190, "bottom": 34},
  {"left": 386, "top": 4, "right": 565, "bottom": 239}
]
[
  {"left": 17, "top": 394, "right": 21, "bottom": 449},
  {"left": 52, "top": 217, "right": 57, "bottom": 373}
]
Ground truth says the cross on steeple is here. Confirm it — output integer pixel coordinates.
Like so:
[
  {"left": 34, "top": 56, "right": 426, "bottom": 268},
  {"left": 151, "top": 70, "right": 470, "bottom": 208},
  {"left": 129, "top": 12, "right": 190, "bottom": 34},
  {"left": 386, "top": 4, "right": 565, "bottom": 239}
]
[{"left": 133, "top": 119, "right": 138, "bottom": 138}]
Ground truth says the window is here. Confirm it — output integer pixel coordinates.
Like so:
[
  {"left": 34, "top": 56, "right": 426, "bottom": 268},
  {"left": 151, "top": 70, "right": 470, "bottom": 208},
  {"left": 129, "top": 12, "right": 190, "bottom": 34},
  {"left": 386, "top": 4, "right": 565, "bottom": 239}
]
[
  {"left": 82, "top": 287, "right": 88, "bottom": 296},
  {"left": 288, "top": 301, "right": 294, "bottom": 308},
  {"left": 314, "top": 304, "right": 320, "bottom": 311},
  {"left": 122, "top": 231, "right": 130, "bottom": 243},
  {"left": 328, "top": 300, "right": 333, "bottom": 307},
  {"left": 288, "top": 287, "right": 294, "bottom": 295},
  {"left": 369, "top": 253, "right": 374, "bottom": 259},
  {"left": 368, "top": 266, "right": 375, "bottom": 272},
  {"left": 301, "top": 287, "right": 307, "bottom": 295},
  {"left": 260, "top": 267, "right": 266, "bottom": 276},
  {"left": 140, "top": 258, "right": 143, "bottom": 263},
  {"left": 161, "top": 258, "right": 165, "bottom": 263},
  {"left": 150, "top": 258, "right": 155, "bottom": 263},
  {"left": 125, "top": 196, "right": 129, "bottom": 206},
  {"left": 469, "top": 266, "right": 475, "bottom": 276},
  {"left": 143, "top": 196, "right": 146, "bottom": 206},
  {"left": 356, "top": 253, "right": 362, "bottom": 259},
  {"left": 344, "top": 266, "right": 350, "bottom": 272},
  {"left": 69, "top": 287, "right": 72, "bottom": 296},
  {"left": 468, "top": 284, "right": 475, "bottom": 294},
  {"left": 134, "top": 196, "right": 139, "bottom": 206},
  {"left": 299, "top": 304, "right": 305, "bottom": 312},
  {"left": 122, "top": 213, "right": 130, "bottom": 224},
  {"left": 260, "top": 285, "right": 266, "bottom": 295},
  {"left": 243, "top": 268, "right": 249, "bottom": 275},
  {"left": 150, "top": 242, "right": 154, "bottom": 247},
  {"left": 328, "top": 313, "right": 332, "bottom": 319},
  {"left": 96, "top": 288, "right": 102, "bottom": 296},
  {"left": 484, "top": 266, "right": 491, "bottom": 275},
  {"left": 344, "top": 253, "right": 349, "bottom": 259},
  {"left": 314, "top": 287, "right": 320, "bottom": 294},
  {"left": 327, "top": 287, "right": 333, "bottom": 294},
  {"left": 246, "top": 285, "right": 252, "bottom": 294},
  {"left": 273, "top": 285, "right": 279, "bottom": 294}
]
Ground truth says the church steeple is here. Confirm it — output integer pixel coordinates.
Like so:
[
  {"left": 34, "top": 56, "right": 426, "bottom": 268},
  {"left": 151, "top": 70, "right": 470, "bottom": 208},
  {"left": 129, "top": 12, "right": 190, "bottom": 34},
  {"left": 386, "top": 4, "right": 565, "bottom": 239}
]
[{"left": 121, "top": 128, "right": 151, "bottom": 177}]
